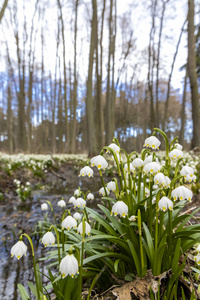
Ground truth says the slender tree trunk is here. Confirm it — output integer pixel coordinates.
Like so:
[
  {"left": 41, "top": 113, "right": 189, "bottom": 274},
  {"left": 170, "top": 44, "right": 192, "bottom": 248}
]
[
  {"left": 188, "top": 0, "right": 200, "bottom": 148},
  {"left": 86, "top": 0, "right": 97, "bottom": 156},
  {"left": 7, "top": 83, "right": 13, "bottom": 154},
  {"left": 179, "top": 66, "right": 188, "bottom": 145}
]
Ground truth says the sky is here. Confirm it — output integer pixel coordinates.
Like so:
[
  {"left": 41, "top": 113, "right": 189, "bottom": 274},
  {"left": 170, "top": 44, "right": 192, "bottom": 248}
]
[{"left": 0, "top": 0, "right": 189, "bottom": 92}]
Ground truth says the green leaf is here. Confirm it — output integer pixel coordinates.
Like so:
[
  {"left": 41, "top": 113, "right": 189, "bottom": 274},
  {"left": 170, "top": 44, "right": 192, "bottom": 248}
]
[
  {"left": 171, "top": 238, "right": 181, "bottom": 273},
  {"left": 127, "top": 239, "right": 141, "bottom": 276},
  {"left": 143, "top": 222, "right": 154, "bottom": 264},
  {"left": 83, "top": 252, "right": 132, "bottom": 265},
  {"left": 114, "top": 259, "right": 120, "bottom": 273},
  {"left": 17, "top": 284, "right": 31, "bottom": 300}
]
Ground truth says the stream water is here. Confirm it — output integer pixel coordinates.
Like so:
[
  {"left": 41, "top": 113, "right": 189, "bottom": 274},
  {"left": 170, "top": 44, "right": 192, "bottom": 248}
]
[{"left": 0, "top": 168, "right": 107, "bottom": 300}]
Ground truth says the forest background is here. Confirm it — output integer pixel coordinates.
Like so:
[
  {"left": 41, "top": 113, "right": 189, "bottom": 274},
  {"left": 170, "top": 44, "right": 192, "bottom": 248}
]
[{"left": 0, "top": 0, "right": 200, "bottom": 156}]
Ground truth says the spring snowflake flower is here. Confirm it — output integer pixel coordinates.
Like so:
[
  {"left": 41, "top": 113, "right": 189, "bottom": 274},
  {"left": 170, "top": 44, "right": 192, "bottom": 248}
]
[
  {"left": 128, "top": 215, "right": 136, "bottom": 221},
  {"left": 124, "top": 163, "right": 135, "bottom": 173},
  {"left": 77, "top": 221, "right": 91, "bottom": 235},
  {"left": 91, "top": 155, "right": 108, "bottom": 170},
  {"left": 194, "top": 255, "right": 200, "bottom": 266},
  {"left": 143, "top": 136, "right": 161, "bottom": 150},
  {"left": 60, "top": 254, "right": 79, "bottom": 278},
  {"left": 73, "top": 212, "right": 82, "bottom": 220},
  {"left": 11, "top": 241, "right": 27, "bottom": 260},
  {"left": 62, "top": 216, "right": 77, "bottom": 230},
  {"left": 41, "top": 203, "right": 48, "bottom": 211},
  {"left": 107, "top": 181, "right": 116, "bottom": 192},
  {"left": 132, "top": 158, "right": 144, "bottom": 168},
  {"left": 111, "top": 201, "right": 128, "bottom": 218},
  {"left": 158, "top": 197, "right": 173, "bottom": 211},
  {"left": 154, "top": 173, "right": 171, "bottom": 188},
  {"left": 57, "top": 199, "right": 66, "bottom": 208},
  {"left": 99, "top": 187, "right": 109, "bottom": 196},
  {"left": 174, "top": 143, "right": 183, "bottom": 150},
  {"left": 180, "top": 166, "right": 196, "bottom": 183},
  {"left": 69, "top": 196, "right": 76, "bottom": 204},
  {"left": 42, "top": 232, "right": 55, "bottom": 247},
  {"left": 73, "top": 197, "right": 86, "bottom": 208},
  {"left": 74, "top": 189, "right": 81, "bottom": 196},
  {"left": 171, "top": 186, "right": 193, "bottom": 202},
  {"left": 143, "top": 162, "right": 162, "bottom": 175},
  {"left": 87, "top": 193, "right": 94, "bottom": 200},
  {"left": 169, "top": 149, "right": 183, "bottom": 160},
  {"left": 107, "top": 143, "right": 120, "bottom": 154},
  {"left": 79, "top": 166, "right": 94, "bottom": 178}
]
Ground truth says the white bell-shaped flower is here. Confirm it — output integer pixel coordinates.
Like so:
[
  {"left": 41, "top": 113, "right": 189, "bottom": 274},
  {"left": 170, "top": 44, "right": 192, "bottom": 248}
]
[
  {"left": 128, "top": 215, "right": 136, "bottom": 221},
  {"left": 107, "top": 143, "right": 120, "bottom": 154},
  {"left": 180, "top": 166, "right": 196, "bottom": 183},
  {"left": 124, "top": 163, "right": 135, "bottom": 173},
  {"left": 132, "top": 158, "right": 144, "bottom": 168},
  {"left": 171, "top": 186, "right": 193, "bottom": 202},
  {"left": 169, "top": 149, "right": 183, "bottom": 160},
  {"left": 185, "top": 174, "right": 196, "bottom": 183},
  {"left": 11, "top": 241, "right": 27, "bottom": 260},
  {"left": 154, "top": 173, "right": 171, "bottom": 188},
  {"left": 143, "top": 162, "right": 162, "bottom": 175},
  {"left": 107, "top": 181, "right": 117, "bottom": 192},
  {"left": 87, "top": 192, "right": 94, "bottom": 200},
  {"left": 194, "top": 255, "right": 200, "bottom": 266},
  {"left": 143, "top": 136, "right": 161, "bottom": 150},
  {"left": 57, "top": 199, "right": 66, "bottom": 208},
  {"left": 77, "top": 221, "right": 91, "bottom": 235},
  {"left": 42, "top": 232, "right": 55, "bottom": 247},
  {"left": 90, "top": 155, "right": 108, "bottom": 170},
  {"left": 41, "top": 203, "right": 48, "bottom": 211},
  {"left": 158, "top": 197, "right": 173, "bottom": 211},
  {"left": 73, "top": 212, "right": 82, "bottom": 220},
  {"left": 73, "top": 197, "right": 86, "bottom": 208},
  {"left": 69, "top": 196, "right": 76, "bottom": 204},
  {"left": 62, "top": 216, "right": 77, "bottom": 230},
  {"left": 74, "top": 189, "right": 81, "bottom": 196},
  {"left": 99, "top": 187, "right": 109, "bottom": 196},
  {"left": 79, "top": 166, "right": 94, "bottom": 178},
  {"left": 174, "top": 143, "right": 183, "bottom": 150},
  {"left": 60, "top": 254, "right": 79, "bottom": 278},
  {"left": 111, "top": 201, "right": 128, "bottom": 218}
]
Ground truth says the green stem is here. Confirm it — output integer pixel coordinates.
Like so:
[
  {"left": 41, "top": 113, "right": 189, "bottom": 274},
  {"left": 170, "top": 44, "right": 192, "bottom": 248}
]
[
  {"left": 50, "top": 225, "right": 61, "bottom": 264},
  {"left": 149, "top": 177, "right": 153, "bottom": 235},
  {"left": 137, "top": 171, "right": 142, "bottom": 204},
  {"left": 155, "top": 191, "right": 161, "bottom": 251},
  {"left": 46, "top": 200, "right": 57, "bottom": 224},
  {"left": 21, "top": 233, "right": 41, "bottom": 300},
  {"left": 138, "top": 210, "right": 145, "bottom": 276},
  {"left": 78, "top": 219, "right": 85, "bottom": 299}
]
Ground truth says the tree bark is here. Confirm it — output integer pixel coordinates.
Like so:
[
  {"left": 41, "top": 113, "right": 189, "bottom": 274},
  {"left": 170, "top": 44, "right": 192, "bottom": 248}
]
[{"left": 188, "top": 0, "right": 200, "bottom": 148}]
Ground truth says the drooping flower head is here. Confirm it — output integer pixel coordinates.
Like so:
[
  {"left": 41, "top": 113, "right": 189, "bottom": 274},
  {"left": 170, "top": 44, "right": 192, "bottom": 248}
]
[
  {"left": 87, "top": 192, "right": 94, "bottom": 200},
  {"left": 73, "top": 212, "right": 82, "bottom": 220},
  {"left": 128, "top": 215, "right": 136, "bottom": 221},
  {"left": 111, "top": 201, "right": 128, "bottom": 218},
  {"left": 180, "top": 166, "right": 196, "bottom": 183},
  {"left": 143, "top": 136, "right": 161, "bottom": 150},
  {"left": 132, "top": 158, "right": 144, "bottom": 169},
  {"left": 69, "top": 196, "right": 76, "bottom": 204},
  {"left": 143, "top": 162, "right": 162, "bottom": 176},
  {"left": 60, "top": 254, "right": 79, "bottom": 278},
  {"left": 124, "top": 163, "right": 135, "bottom": 173},
  {"left": 41, "top": 203, "right": 48, "bottom": 211},
  {"left": 194, "top": 255, "right": 200, "bottom": 266},
  {"left": 174, "top": 143, "right": 183, "bottom": 150},
  {"left": 77, "top": 221, "right": 91, "bottom": 235},
  {"left": 169, "top": 149, "right": 183, "bottom": 160},
  {"left": 99, "top": 187, "right": 109, "bottom": 196},
  {"left": 143, "top": 155, "right": 158, "bottom": 165},
  {"left": 107, "top": 181, "right": 117, "bottom": 192},
  {"left": 154, "top": 173, "right": 171, "bottom": 188},
  {"left": 62, "top": 216, "right": 77, "bottom": 230},
  {"left": 91, "top": 155, "right": 108, "bottom": 170},
  {"left": 158, "top": 196, "right": 173, "bottom": 211},
  {"left": 57, "top": 199, "right": 66, "bottom": 208},
  {"left": 11, "top": 241, "right": 27, "bottom": 260},
  {"left": 171, "top": 186, "right": 193, "bottom": 202},
  {"left": 73, "top": 197, "right": 86, "bottom": 208},
  {"left": 41, "top": 232, "right": 55, "bottom": 247},
  {"left": 79, "top": 166, "right": 94, "bottom": 178},
  {"left": 107, "top": 143, "right": 120, "bottom": 154},
  {"left": 74, "top": 189, "right": 81, "bottom": 197}
]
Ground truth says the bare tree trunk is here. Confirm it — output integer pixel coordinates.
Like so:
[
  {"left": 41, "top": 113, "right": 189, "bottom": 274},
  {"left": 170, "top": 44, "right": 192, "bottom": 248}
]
[
  {"left": 188, "top": 0, "right": 200, "bottom": 148},
  {"left": 7, "top": 83, "right": 13, "bottom": 154},
  {"left": 71, "top": 0, "right": 79, "bottom": 153},
  {"left": 179, "top": 66, "right": 188, "bottom": 145},
  {"left": 86, "top": 0, "right": 97, "bottom": 156},
  {"left": 163, "top": 19, "right": 187, "bottom": 130},
  {"left": 0, "top": 0, "right": 8, "bottom": 23}
]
